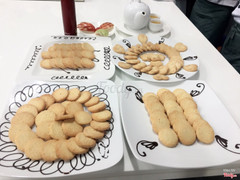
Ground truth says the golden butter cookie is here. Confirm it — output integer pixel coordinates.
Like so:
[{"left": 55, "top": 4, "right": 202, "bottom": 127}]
[
  {"left": 81, "top": 50, "right": 95, "bottom": 59},
  {"left": 41, "top": 139, "right": 58, "bottom": 162},
  {"left": 66, "top": 137, "right": 88, "bottom": 155},
  {"left": 177, "top": 123, "right": 196, "bottom": 146},
  {"left": 138, "top": 34, "right": 148, "bottom": 44},
  {"left": 90, "top": 121, "right": 110, "bottom": 131},
  {"left": 76, "top": 91, "right": 92, "bottom": 104},
  {"left": 56, "top": 140, "right": 75, "bottom": 161},
  {"left": 35, "top": 110, "right": 56, "bottom": 126},
  {"left": 73, "top": 57, "right": 84, "bottom": 68},
  {"left": 147, "top": 66, "right": 159, "bottom": 75},
  {"left": 87, "top": 101, "right": 106, "bottom": 113},
  {"left": 151, "top": 117, "right": 171, "bottom": 134},
  {"left": 81, "top": 58, "right": 95, "bottom": 69},
  {"left": 132, "top": 62, "right": 147, "bottom": 71},
  {"left": 61, "top": 100, "right": 72, "bottom": 108},
  {"left": 15, "top": 130, "right": 37, "bottom": 152},
  {"left": 28, "top": 97, "right": 46, "bottom": 112},
  {"left": 150, "top": 61, "right": 163, "bottom": 67},
  {"left": 49, "top": 121, "right": 68, "bottom": 140},
  {"left": 66, "top": 88, "right": 81, "bottom": 101},
  {"left": 118, "top": 62, "right": 132, "bottom": 69},
  {"left": 125, "top": 59, "right": 141, "bottom": 65},
  {"left": 84, "top": 96, "right": 100, "bottom": 107},
  {"left": 52, "top": 88, "right": 69, "bottom": 102},
  {"left": 40, "top": 59, "right": 52, "bottom": 69},
  {"left": 75, "top": 132, "right": 96, "bottom": 149},
  {"left": 8, "top": 123, "right": 32, "bottom": 143},
  {"left": 82, "top": 42, "right": 94, "bottom": 52},
  {"left": 48, "top": 103, "right": 65, "bottom": 117},
  {"left": 16, "top": 104, "right": 38, "bottom": 117},
  {"left": 40, "top": 94, "right": 55, "bottom": 109},
  {"left": 196, "top": 122, "right": 215, "bottom": 144},
  {"left": 153, "top": 74, "right": 169, "bottom": 80},
  {"left": 10, "top": 112, "right": 35, "bottom": 127},
  {"left": 75, "top": 111, "right": 92, "bottom": 125},
  {"left": 157, "top": 89, "right": 177, "bottom": 103},
  {"left": 62, "top": 119, "right": 83, "bottom": 137},
  {"left": 140, "top": 65, "right": 152, "bottom": 73},
  {"left": 158, "top": 128, "right": 178, "bottom": 148},
  {"left": 158, "top": 65, "right": 169, "bottom": 75},
  {"left": 183, "top": 64, "right": 198, "bottom": 72},
  {"left": 113, "top": 44, "right": 125, "bottom": 54},
  {"left": 36, "top": 121, "right": 52, "bottom": 140},
  {"left": 24, "top": 137, "right": 45, "bottom": 160},
  {"left": 66, "top": 102, "right": 83, "bottom": 115},
  {"left": 174, "top": 42, "right": 188, "bottom": 52},
  {"left": 91, "top": 110, "right": 112, "bottom": 122},
  {"left": 83, "top": 126, "right": 104, "bottom": 139}
]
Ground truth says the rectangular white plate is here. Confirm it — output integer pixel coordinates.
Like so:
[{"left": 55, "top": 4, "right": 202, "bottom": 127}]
[
  {"left": 18, "top": 35, "right": 115, "bottom": 82},
  {"left": 120, "top": 80, "right": 240, "bottom": 168},
  {"left": 0, "top": 80, "right": 123, "bottom": 178}
]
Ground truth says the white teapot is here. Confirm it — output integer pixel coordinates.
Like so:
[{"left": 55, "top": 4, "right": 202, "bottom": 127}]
[{"left": 124, "top": 0, "right": 151, "bottom": 30}]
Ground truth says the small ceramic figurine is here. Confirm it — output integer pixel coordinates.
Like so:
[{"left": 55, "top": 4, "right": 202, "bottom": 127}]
[{"left": 124, "top": 0, "right": 151, "bottom": 30}]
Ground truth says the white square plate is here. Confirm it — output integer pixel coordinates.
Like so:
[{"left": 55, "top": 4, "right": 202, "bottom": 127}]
[
  {"left": 18, "top": 35, "right": 115, "bottom": 82},
  {"left": 0, "top": 80, "right": 123, "bottom": 178},
  {"left": 120, "top": 80, "right": 240, "bottom": 168}
]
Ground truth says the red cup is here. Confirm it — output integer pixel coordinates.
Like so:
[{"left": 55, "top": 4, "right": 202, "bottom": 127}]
[{"left": 61, "top": 0, "right": 77, "bottom": 35}]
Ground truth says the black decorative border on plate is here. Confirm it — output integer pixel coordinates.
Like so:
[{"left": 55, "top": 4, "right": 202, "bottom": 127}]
[
  {"left": 0, "top": 83, "right": 114, "bottom": 176},
  {"left": 125, "top": 82, "right": 240, "bottom": 157}
]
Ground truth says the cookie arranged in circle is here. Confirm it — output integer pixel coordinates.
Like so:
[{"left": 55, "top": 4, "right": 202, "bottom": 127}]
[{"left": 9, "top": 87, "right": 112, "bottom": 162}]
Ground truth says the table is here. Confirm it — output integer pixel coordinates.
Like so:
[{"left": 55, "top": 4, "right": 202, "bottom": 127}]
[{"left": 0, "top": 0, "right": 240, "bottom": 179}]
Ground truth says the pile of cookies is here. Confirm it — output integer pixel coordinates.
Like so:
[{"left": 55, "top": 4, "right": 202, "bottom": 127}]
[
  {"left": 143, "top": 88, "right": 214, "bottom": 147},
  {"left": 113, "top": 34, "right": 198, "bottom": 81},
  {"left": 40, "top": 43, "right": 95, "bottom": 70},
  {"left": 9, "top": 87, "right": 111, "bottom": 162}
]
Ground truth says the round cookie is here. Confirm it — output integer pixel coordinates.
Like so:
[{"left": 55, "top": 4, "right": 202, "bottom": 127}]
[
  {"left": 76, "top": 91, "right": 92, "bottom": 104},
  {"left": 87, "top": 102, "right": 106, "bottom": 113},
  {"left": 91, "top": 110, "right": 112, "bottom": 122},
  {"left": 75, "top": 132, "right": 96, "bottom": 149},
  {"left": 49, "top": 121, "right": 68, "bottom": 140},
  {"left": 16, "top": 104, "right": 38, "bottom": 117},
  {"left": 66, "top": 137, "right": 88, "bottom": 155},
  {"left": 75, "top": 111, "right": 92, "bottom": 125},
  {"left": 90, "top": 121, "right": 110, "bottom": 131},
  {"left": 84, "top": 96, "right": 100, "bottom": 107},
  {"left": 28, "top": 97, "right": 46, "bottom": 112},
  {"left": 83, "top": 126, "right": 104, "bottom": 139},
  {"left": 52, "top": 88, "right": 69, "bottom": 102},
  {"left": 10, "top": 112, "right": 35, "bottom": 127},
  {"left": 56, "top": 140, "right": 75, "bottom": 161},
  {"left": 66, "top": 88, "right": 81, "bottom": 101},
  {"left": 24, "top": 138, "right": 45, "bottom": 160},
  {"left": 158, "top": 128, "right": 178, "bottom": 148},
  {"left": 62, "top": 119, "right": 83, "bottom": 137},
  {"left": 183, "top": 64, "right": 198, "bottom": 72},
  {"left": 40, "top": 94, "right": 55, "bottom": 109},
  {"left": 118, "top": 62, "right": 132, "bottom": 69},
  {"left": 41, "top": 139, "right": 58, "bottom": 162},
  {"left": 48, "top": 103, "right": 66, "bottom": 117},
  {"left": 174, "top": 42, "right": 188, "bottom": 52},
  {"left": 35, "top": 110, "right": 56, "bottom": 126},
  {"left": 36, "top": 121, "right": 52, "bottom": 140},
  {"left": 66, "top": 102, "right": 83, "bottom": 115}
]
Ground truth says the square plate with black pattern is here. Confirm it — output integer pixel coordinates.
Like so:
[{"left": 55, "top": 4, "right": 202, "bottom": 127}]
[
  {"left": 0, "top": 80, "right": 123, "bottom": 178},
  {"left": 18, "top": 35, "right": 115, "bottom": 82},
  {"left": 120, "top": 80, "right": 240, "bottom": 168}
]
